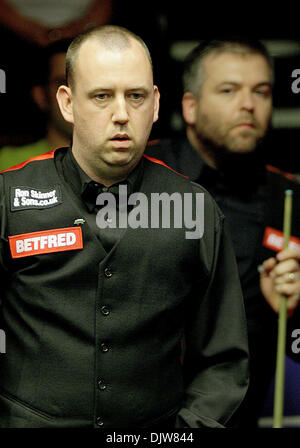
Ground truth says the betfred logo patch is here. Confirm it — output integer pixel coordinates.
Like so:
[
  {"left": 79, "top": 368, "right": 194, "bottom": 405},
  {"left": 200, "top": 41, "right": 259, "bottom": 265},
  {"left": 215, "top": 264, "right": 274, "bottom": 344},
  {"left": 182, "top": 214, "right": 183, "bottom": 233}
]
[
  {"left": 10, "top": 186, "right": 62, "bottom": 211},
  {"left": 263, "top": 226, "right": 300, "bottom": 256},
  {"left": 9, "top": 227, "right": 83, "bottom": 259}
]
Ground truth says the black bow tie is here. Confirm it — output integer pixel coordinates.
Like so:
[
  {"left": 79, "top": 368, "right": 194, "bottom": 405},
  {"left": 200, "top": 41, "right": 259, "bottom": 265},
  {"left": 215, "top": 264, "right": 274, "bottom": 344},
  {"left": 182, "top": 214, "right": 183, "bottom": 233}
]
[{"left": 82, "top": 181, "right": 132, "bottom": 213}]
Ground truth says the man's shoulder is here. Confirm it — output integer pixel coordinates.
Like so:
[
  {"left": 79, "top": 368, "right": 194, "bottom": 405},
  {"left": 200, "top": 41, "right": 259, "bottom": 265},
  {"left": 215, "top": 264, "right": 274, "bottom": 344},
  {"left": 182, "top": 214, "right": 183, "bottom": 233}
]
[
  {"left": 266, "top": 164, "right": 300, "bottom": 192},
  {"left": 142, "top": 152, "right": 195, "bottom": 189},
  {"left": 145, "top": 136, "right": 205, "bottom": 183},
  {"left": 0, "top": 146, "right": 67, "bottom": 177},
  {"left": 146, "top": 136, "right": 190, "bottom": 157},
  {"left": 142, "top": 152, "right": 189, "bottom": 179},
  {"left": 142, "top": 154, "right": 220, "bottom": 214}
]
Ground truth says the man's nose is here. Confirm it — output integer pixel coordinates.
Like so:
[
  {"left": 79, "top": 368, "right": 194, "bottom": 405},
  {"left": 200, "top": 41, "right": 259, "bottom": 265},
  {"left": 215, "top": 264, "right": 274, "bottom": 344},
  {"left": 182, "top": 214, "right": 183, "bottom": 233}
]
[
  {"left": 240, "top": 89, "right": 255, "bottom": 112},
  {"left": 112, "top": 96, "right": 129, "bottom": 124}
]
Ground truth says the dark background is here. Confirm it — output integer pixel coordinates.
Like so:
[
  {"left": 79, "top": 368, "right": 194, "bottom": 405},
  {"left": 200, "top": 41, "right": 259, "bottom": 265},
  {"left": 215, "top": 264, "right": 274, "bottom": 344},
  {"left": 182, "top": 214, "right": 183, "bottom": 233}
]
[
  {"left": 113, "top": 2, "right": 300, "bottom": 174},
  {"left": 1, "top": 1, "right": 300, "bottom": 174}
]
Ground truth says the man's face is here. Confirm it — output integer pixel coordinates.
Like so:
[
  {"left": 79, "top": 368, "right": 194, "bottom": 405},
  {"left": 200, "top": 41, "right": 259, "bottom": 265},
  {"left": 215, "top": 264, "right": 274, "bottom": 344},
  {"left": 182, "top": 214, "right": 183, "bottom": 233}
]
[
  {"left": 58, "top": 37, "right": 159, "bottom": 179},
  {"left": 186, "top": 52, "right": 272, "bottom": 154}
]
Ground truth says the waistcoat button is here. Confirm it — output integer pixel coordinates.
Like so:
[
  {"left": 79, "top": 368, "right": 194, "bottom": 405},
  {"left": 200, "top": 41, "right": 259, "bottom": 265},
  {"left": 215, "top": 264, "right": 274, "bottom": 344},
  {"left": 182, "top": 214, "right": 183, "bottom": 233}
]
[
  {"left": 98, "top": 379, "right": 107, "bottom": 391},
  {"left": 96, "top": 417, "right": 104, "bottom": 427},
  {"left": 104, "top": 267, "right": 112, "bottom": 278},
  {"left": 101, "top": 306, "right": 110, "bottom": 316},
  {"left": 100, "top": 342, "right": 109, "bottom": 352}
]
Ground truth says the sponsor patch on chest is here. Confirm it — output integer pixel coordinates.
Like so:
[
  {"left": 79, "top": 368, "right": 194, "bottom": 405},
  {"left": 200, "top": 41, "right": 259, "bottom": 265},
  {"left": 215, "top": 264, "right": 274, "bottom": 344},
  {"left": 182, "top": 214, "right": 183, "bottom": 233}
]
[
  {"left": 9, "top": 227, "right": 83, "bottom": 258},
  {"left": 10, "top": 186, "right": 62, "bottom": 211}
]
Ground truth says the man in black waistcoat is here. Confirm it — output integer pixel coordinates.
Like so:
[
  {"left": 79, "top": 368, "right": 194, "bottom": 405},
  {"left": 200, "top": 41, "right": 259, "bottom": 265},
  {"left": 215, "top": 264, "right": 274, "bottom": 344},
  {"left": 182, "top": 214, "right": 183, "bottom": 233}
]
[
  {"left": 145, "top": 38, "right": 300, "bottom": 427},
  {"left": 0, "top": 26, "right": 249, "bottom": 428}
]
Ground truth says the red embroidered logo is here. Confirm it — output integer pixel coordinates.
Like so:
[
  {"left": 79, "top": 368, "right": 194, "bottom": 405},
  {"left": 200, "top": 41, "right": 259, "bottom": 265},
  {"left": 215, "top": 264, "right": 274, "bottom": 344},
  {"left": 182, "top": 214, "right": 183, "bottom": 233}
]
[
  {"left": 263, "top": 227, "right": 300, "bottom": 255},
  {"left": 9, "top": 227, "right": 83, "bottom": 258}
]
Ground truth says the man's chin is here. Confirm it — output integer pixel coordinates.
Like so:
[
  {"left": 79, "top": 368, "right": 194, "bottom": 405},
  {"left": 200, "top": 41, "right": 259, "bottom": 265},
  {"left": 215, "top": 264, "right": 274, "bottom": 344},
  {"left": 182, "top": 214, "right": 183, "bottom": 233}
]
[
  {"left": 104, "top": 152, "right": 141, "bottom": 169},
  {"left": 226, "top": 137, "right": 259, "bottom": 154},
  {"left": 227, "top": 125, "right": 259, "bottom": 147},
  {"left": 226, "top": 146, "right": 256, "bottom": 155}
]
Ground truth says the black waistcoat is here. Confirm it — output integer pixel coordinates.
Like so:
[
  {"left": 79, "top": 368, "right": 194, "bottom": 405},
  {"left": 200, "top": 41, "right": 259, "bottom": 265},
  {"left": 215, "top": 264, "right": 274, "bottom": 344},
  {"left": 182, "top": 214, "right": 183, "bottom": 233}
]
[{"left": 0, "top": 147, "right": 221, "bottom": 428}]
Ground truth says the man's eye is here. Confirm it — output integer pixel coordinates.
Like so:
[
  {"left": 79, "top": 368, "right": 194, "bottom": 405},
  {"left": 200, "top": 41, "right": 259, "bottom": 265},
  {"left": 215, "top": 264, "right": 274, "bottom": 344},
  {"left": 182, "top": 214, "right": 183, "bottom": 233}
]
[
  {"left": 129, "top": 93, "right": 144, "bottom": 100},
  {"left": 255, "top": 89, "right": 270, "bottom": 96},
  {"left": 221, "top": 88, "right": 233, "bottom": 94},
  {"left": 96, "top": 93, "right": 109, "bottom": 100}
]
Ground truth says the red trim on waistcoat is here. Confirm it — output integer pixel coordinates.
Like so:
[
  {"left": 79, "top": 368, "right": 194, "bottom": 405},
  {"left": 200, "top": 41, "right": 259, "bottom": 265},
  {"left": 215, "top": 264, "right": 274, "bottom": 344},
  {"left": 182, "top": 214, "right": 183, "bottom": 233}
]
[
  {"left": 0, "top": 149, "right": 58, "bottom": 173},
  {"left": 143, "top": 154, "right": 188, "bottom": 179},
  {"left": 266, "top": 165, "right": 298, "bottom": 182}
]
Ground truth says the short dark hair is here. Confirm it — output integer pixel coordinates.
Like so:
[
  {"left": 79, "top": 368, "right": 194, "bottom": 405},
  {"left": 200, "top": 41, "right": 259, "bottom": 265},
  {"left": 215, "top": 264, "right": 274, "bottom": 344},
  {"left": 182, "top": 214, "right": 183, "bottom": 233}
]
[
  {"left": 183, "top": 37, "right": 274, "bottom": 95},
  {"left": 66, "top": 25, "right": 153, "bottom": 88}
]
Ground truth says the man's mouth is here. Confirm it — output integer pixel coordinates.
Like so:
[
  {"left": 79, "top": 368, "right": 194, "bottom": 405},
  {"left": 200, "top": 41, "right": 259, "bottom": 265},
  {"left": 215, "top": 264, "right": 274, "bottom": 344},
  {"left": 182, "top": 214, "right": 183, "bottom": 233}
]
[
  {"left": 234, "top": 119, "right": 257, "bottom": 129},
  {"left": 110, "top": 134, "right": 131, "bottom": 149},
  {"left": 111, "top": 134, "right": 130, "bottom": 141},
  {"left": 236, "top": 122, "right": 255, "bottom": 128}
]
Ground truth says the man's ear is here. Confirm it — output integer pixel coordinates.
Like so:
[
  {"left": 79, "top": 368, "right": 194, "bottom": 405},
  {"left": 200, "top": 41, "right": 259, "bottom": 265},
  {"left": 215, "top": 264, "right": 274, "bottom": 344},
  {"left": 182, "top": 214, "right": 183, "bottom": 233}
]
[
  {"left": 153, "top": 85, "right": 160, "bottom": 123},
  {"left": 31, "top": 85, "right": 48, "bottom": 112},
  {"left": 56, "top": 85, "right": 74, "bottom": 124},
  {"left": 182, "top": 92, "right": 197, "bottom": 126}
]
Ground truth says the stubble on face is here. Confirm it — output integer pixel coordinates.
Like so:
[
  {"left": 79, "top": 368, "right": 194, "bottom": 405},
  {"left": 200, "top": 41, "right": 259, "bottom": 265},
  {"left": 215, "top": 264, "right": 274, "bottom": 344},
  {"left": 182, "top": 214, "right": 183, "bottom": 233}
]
[
  {"left": 195, "top": 106, "right": 267, "bottom": 155},
  {"left": 192, "top": 52, "right": 272, "bottom": 163}
]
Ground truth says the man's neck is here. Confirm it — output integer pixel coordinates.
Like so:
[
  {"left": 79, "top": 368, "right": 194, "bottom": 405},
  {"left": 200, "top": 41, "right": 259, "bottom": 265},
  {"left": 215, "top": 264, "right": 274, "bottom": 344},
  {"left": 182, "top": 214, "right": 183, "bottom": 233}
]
[
  {"left": 186, "top": 127, "right": 217, "bottom": 169},
  {"left": 71, "top": 148, "right": 140, "bottom": 187}
]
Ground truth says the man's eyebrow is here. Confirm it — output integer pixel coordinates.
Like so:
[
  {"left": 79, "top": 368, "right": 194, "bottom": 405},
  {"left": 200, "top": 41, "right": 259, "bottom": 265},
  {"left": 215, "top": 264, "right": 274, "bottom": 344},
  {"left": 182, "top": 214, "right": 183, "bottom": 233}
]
[
  {"left": 253, "top": 82, "right": 272, "bottom": 88},
  {"left": 87, "top": 86, "right": 151, "bottom": 96},
  {"left": 217, "top": 81, "right": 272, "bottom": 87},
  {"left": 87, "top": 87, "right": 112, "bottom": 96},
  {"left": 126, "top": 86, "right": 150, "bottom": 91}
]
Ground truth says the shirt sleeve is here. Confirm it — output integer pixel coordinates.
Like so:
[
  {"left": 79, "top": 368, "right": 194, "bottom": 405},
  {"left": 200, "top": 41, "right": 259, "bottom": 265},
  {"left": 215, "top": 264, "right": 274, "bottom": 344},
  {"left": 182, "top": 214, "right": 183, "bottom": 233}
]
[{"left": 176, "top": 191, "right": 249, "bottom": 428}]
